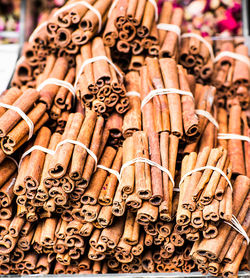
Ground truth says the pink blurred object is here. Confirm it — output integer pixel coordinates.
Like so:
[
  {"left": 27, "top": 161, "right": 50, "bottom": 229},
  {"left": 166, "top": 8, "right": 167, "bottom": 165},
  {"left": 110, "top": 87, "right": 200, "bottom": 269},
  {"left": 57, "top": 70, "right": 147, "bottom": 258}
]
[
  {"left": 0, "top": 17, "right": 4, "bottom": 32},
  {"left": 54, "top": 0, "right": 65, "bottom": 6},
  {"left": 217, "top": 4, "right": 241, "bottom": 33},
  {"left": 229, "top": 2, "right": 241, "bottom": 14},
  {"left": 16, "top": 22, "right": 20, "bottom": 32}
]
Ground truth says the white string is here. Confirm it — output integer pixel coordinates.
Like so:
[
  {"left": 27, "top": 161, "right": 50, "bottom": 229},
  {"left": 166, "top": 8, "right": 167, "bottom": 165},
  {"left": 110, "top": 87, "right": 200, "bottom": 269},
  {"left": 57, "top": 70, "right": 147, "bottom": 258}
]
[
  {"left": 56, "top": 139, "right": 98, "bottom": 168},
  {"left": 37, "top": 78, "right": 76, "bottom": 105},
  {"left": 7, "top": 156, "right": 19, "bottom": 168},
  {"left": 157, "top": 23, "right": 181, "bottom": 38},
  {"left": 18, "top": 139, "right": 98, "bottom": 170},
  {"left": 29, "top": 21, "right": 48, "bottom": 43},
  {"left": 18, "top": 145, "right": 55, "bottom": 168},
  {"left": 108, "top": 0, "right": 158, "bottom": 21},
  {"left": 53, "top": 1, "right": 102, "bottom": 32},
  {"left": 181, "top": 33, "right": 214, "bottom": 61},
  {"left": 210, "top": 35, "right": 245, "bottom": 41},
  {"left": 225, "top": 215, "right": 249, "bottom": 245},
  {"left": 120, "top": 157, "right": 175, "bottom": 187},
  {"left": 195, "top": 109, "right": 219, "bottom": 129},
  {"left": 231, "top": 216, "right": 249, "bottom": 245},
  {"left": 218, "top": 133, "right": 250, "bottom": 143},
  {"left": 107, "top": 0, "right": 119, "bottom": 18},
  {"left": 126, "top": 91, "right": 140, "bottom": 97},
  {"left": 97, "top": 165, "right": 121, "bottom": 182},
  {"left": 179, "top": 165, "right": 233, "bottom": 191},
  {"left": 214, "top": 51, "right": 250, "bottom": 68},
  {"left": 148, "top": 0, "right": 158, "bottom": 21},
  {"left": 16, "top": 56, "right": 25, "bottom": 66},
  {"left": 141, "top": 88, "right": 194, "bottom": 109},
  {"left": 74, "top": 56, "right": 124, "bottom": 88},
  {"left": 0, "top": 103, "right": 34, "bottom": 140}
]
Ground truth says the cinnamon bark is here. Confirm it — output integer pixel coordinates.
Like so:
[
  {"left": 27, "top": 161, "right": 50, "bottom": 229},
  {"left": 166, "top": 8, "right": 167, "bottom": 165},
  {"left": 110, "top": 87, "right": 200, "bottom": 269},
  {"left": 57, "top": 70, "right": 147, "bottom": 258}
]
[
  {"left": 123, "top": 71, "right": 141, "bottom": 138},
  {"left": 134, "top": 132, "right": 151, "bottom": 200},
  {"left": 160, "top": 134, "right": 179, "bottom": 221},
  {"left": 160, "top": 58, "right": 183, "bottom": 137},
  {"left": 228, "top": 103, "right": 245, "bottom": 175},
  {"left": 159, "top": 8, "right": 183, "bottom": 58},
  {"left": 24, "top": 127, "right": 51, "bottom": 191},
  {"left": 98, "top": 147, "right": 122, "bottom": 205}
]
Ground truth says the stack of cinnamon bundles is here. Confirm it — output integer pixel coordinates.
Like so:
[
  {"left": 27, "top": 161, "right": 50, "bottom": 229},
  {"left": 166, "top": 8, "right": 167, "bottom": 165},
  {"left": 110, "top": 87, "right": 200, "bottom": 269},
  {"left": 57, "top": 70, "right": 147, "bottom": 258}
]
[{"left": 0, "top": 0, "right": 249, "bottom": 276}]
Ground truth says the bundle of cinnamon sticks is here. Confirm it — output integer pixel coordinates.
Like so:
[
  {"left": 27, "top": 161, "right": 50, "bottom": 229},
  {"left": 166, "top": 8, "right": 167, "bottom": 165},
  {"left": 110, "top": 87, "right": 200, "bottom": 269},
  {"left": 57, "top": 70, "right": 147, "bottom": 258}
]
[
  {"left": 178, "top": 147, "right": 233, "bottom": 238},
  {"left": 0, "top": 87, "right": 48, "bottom": 163},
  {"left": 75, "top": 37, "right": 129, "bottom": 115},
  {"left": 142, "top": 57, "right": 199, "bottom": 139},
  {"left": 193, "top": 175, "right": 249, "bottom": 276},
  {"left": 14, "top": 112, "right": 107, "bottom": 218},
  {"left": 179, "top": 30, "right": 213, "bottom": 84},
  {"left": 213, "top": 39, "right": 249, "bottom": 109},
  {"left": 104, "top": 0, "right": 161, "bottom": 56}
]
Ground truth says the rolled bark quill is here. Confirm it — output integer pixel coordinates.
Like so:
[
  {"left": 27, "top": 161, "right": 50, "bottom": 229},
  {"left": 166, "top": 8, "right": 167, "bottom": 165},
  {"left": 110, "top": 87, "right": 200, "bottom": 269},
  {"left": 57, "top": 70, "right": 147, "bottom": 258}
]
[
  {"left": 145, "top": 57, "right": 170, "bottom": 133},
  {"left": 98, "top": 147, "right": 122, "bottom": 206},
  {"left": 133, "top": 131, "right": 152, "bottom": 200},
  {"left": 241, "top": 112, "right": 250, "bottom": 178},
  {"left": 24, "top": 127, "right": 51, "bottom": 191},
  {"left": 49, "top": 113, "right": 84, "bottom": 179},
  {"left": 228, "top": 102, "right": 245, "bottom": 176},
  {"left": 55, "top": 0, "right": 112, "bottom": 45},
  {"left": 119, "top": 136, "right": 134, "bottom": 200},
  {"left": 159, "top": 6, "right": 183, "bottom": 59},
  {"left": 178, "top": 65, "right": 199, "bottom": 139},
  {"left": 122, "top": 71, "right": 141, "bottom": 138}
]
